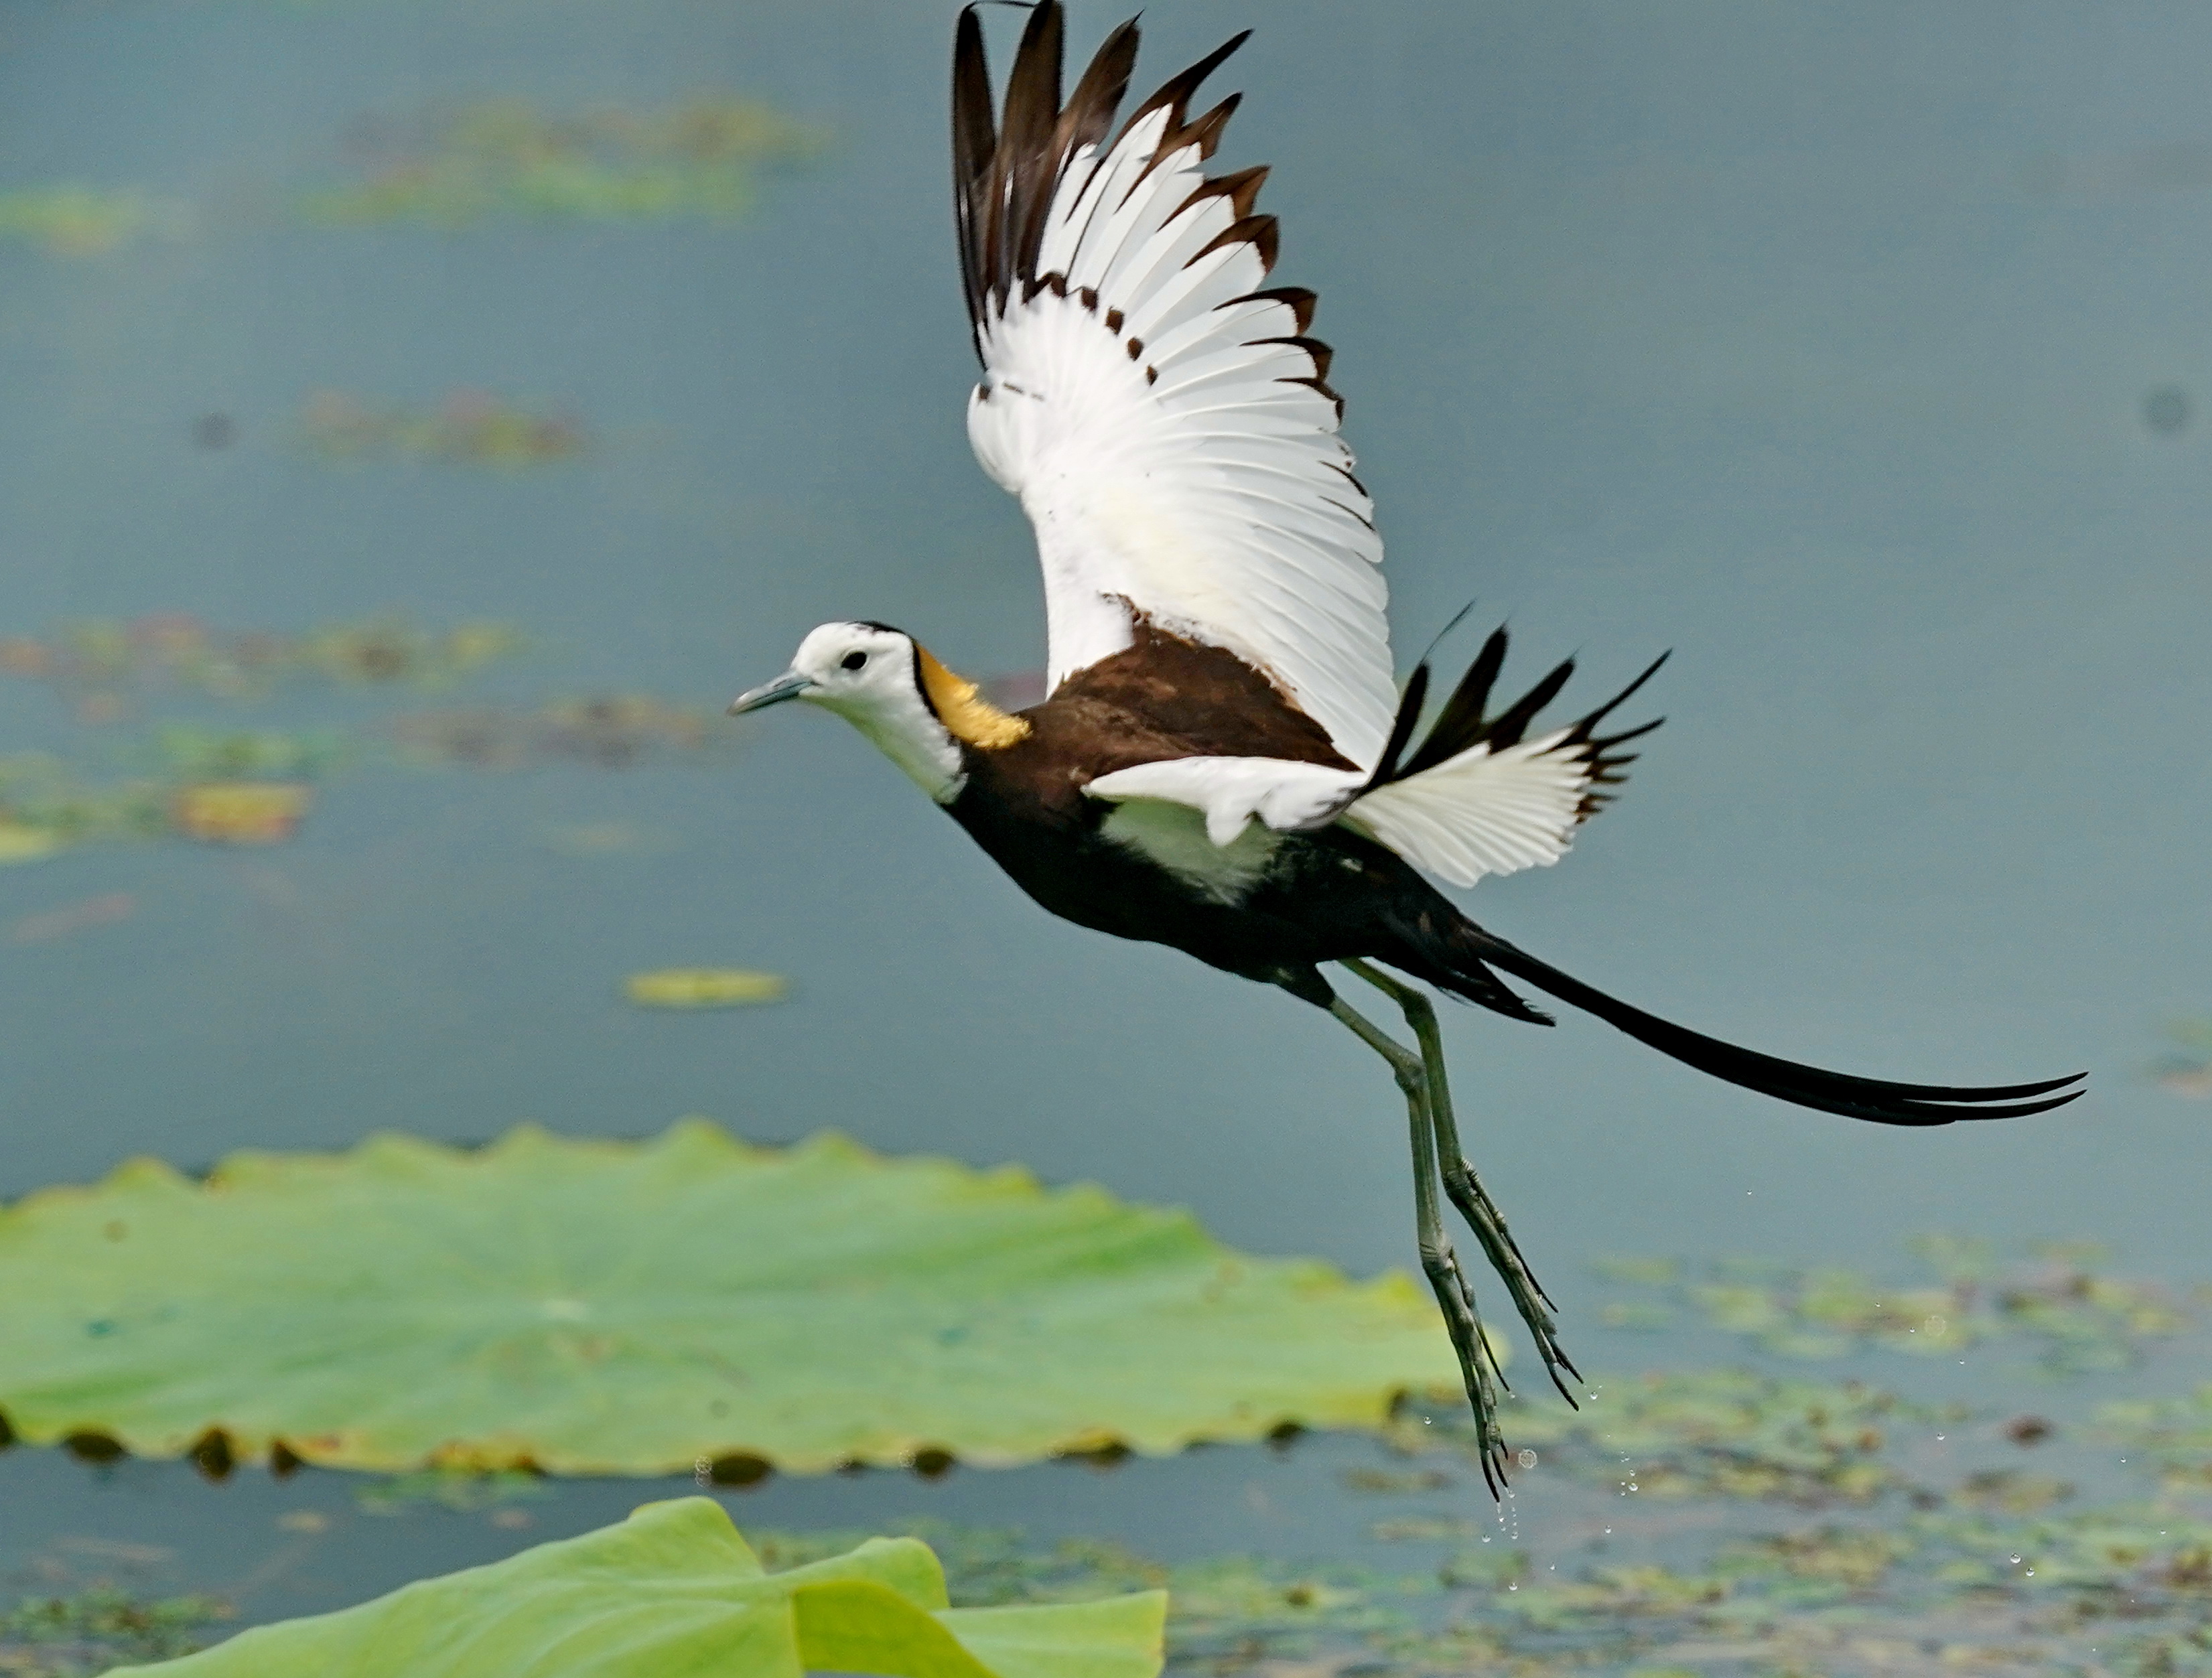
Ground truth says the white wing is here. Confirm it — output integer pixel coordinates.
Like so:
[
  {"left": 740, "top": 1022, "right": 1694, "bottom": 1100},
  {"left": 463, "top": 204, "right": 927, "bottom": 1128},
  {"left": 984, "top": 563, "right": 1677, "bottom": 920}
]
[
  {"left": 1338, "top": 733, "right": 1594, "bottom": 887},
  {"left": 1081, "top": 733, "right": 1600, "bottom": 888},
  {"left": 955, "top": 5, "right": 1396, "bottom": 771},
  {"left": 1082, "top": 632, "right": 1667, "bottom": 888},
  {"left": 1085, "top": 756, "right": 1361, "bottom": 847}
]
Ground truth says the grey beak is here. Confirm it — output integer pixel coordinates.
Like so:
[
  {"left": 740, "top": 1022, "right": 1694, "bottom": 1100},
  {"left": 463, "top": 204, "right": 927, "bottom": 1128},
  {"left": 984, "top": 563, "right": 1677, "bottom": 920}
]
[{"left": 728, "top": 671, "right": 815, "bottom": 715}]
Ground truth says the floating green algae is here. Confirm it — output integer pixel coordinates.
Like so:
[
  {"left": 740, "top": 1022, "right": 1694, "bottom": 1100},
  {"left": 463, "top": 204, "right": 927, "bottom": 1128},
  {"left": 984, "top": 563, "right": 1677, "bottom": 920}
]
[
  {"left": 0, "top": 187, "right": 173, "bottom": 257},
  {"left": 1590, "top": 1238, "right": 2193, "bottom": 1376},
  {"left": 109, "top": 1499, "right": 1165, "bottom": 1678},
  {"left": 298, "top": 389, "right": 585, "bottom": 467},
  {"left": 0, "top": 614, "right": 525, "bottom": 715},
  {"left": 0, "top": 701, "right": 734, "bottom": 864},
  {"left": 297, "top": 98, "right": 827, "bottom": 230},
  {"left": 733, "top": 1490, "right": 2212, "bottom": 1678},
  {"left": 1385, "top": 1368, "right": 1937, "bottom": 1507},
  {"left": 353, "top": 1467, "right": 553, "bottom": 1518},
  {"left": 389, "top": 694, "right": 734, "bottom": 770},
  {"left": 1, "top": 1588, "right": 230, "bottom": 1676},
  {"left": 2099, "top": 1384, "right": 2212, "bottom": 1491},
  {"left": 0, "top": 1121, "right": 1461, "bottom": 1475},
  {"left": 2153, "top": 1018, "right": 2212, "bottom": 1098},
  {"left": 143, "top": 725, "right": 350, "bottom": 784},
  {"left": 0, "top": 754, "right": 173, "bottom": 853}
]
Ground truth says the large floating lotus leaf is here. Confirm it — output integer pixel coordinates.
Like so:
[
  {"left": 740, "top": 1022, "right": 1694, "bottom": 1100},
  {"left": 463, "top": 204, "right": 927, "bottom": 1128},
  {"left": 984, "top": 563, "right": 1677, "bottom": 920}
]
[
  {"left": 111, "top": 1496, "right": 1166, "bottom": 1678},
  {"left": 0, "top": 1121, "right": 1459, "bottom": 1473}
]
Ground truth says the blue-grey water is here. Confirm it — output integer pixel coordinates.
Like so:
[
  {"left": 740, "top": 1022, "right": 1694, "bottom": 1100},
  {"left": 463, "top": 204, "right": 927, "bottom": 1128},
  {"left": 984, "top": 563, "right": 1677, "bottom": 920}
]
[{"left": 0, "top": 0, "right": 2207, "bottom": 1648}]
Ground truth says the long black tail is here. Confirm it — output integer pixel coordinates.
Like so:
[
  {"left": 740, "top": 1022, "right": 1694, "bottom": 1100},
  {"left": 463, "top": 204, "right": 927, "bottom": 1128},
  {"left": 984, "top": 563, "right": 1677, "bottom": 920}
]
[{"left": 1438, "top": 923, "right": 2085, "bottom": 1126}]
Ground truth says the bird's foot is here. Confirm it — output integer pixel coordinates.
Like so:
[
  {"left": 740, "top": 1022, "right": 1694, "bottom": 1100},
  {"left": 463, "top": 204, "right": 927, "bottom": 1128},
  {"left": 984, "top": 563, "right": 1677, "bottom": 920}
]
[
  {"left": 1416, "top": 1233, "right": 1511, "bottom": 1495},
  {"left": 1440, "top": 1156, "right": 1583, "bottom": 1406}
]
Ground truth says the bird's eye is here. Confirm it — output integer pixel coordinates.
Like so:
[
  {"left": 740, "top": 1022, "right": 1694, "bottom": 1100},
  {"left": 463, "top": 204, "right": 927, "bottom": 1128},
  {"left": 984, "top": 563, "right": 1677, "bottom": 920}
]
[{"left": 841, "top": 650, "right": 868, "bottom": 671}]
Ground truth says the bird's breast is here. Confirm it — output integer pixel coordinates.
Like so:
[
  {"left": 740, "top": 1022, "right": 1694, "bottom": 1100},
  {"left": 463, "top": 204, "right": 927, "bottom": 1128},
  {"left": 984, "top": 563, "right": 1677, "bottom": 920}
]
[{"left": 1095, "top": 797, "right": 1282, "bottom": 905}]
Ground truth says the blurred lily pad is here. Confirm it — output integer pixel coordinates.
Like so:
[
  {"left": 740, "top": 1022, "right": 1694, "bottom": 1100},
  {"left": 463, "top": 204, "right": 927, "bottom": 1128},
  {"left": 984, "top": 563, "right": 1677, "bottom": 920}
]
[
  {"left": 0, "top": 1121, "right": 1461, "bottom": 1474},
  {"left": 300, "top": 389, "right": 585, "bottom": 467},
  {"left": 170, "top": 782, "right": 314, "bottom": 845},
  {"left": 296, "top": 98, "right": 827, "bottom": 230},
  {"left": 0, "top": 613, "right": 525, "bottom": 714},
  {"left": 625, "top": 968, "right": 787, "bottom": 1007},
  {"left": 111, "top": 1497, "right": 1166, "bottom": 1678},
  {"left": 2153, "top": 1019, "right": 2212, "bottom": 1097},
  {"left": 0, "top": 819, "right": 66, "bottom": 864},
  {"left": 0, "top": 186, "right": 177, "bottom": 257},
  {"left": 391, "top": 694, "right": 732, "bottom": 769}
]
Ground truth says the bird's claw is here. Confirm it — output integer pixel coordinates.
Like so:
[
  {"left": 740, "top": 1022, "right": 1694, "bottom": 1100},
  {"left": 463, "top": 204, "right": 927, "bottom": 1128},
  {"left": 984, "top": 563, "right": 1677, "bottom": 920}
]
[
  {"left": 1417, "top": 1234, "right": 1511, "bottom": 1494},
  {"left": 1440, "top": 1156, "right": 1582, "bottom": 1404}
]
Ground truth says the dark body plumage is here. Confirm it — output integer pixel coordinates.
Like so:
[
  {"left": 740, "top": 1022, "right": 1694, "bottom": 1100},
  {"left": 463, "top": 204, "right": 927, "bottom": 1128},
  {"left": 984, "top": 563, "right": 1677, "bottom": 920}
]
[{"left": 941, "top": 620, "right": 2080, "bottom": 1127}]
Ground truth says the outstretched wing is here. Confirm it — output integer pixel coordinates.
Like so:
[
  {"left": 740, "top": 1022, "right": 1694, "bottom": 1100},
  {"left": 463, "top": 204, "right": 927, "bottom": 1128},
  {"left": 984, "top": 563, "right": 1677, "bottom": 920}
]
[
  {"left": 1339, "top": 628, "right": 1666, "bottom": 886},
  {"left": 955, "top": 3, "right": 1396, "bottom": 772},
  {"left": 1085, "top": 628, "right": 1666, "bottom": 888}
]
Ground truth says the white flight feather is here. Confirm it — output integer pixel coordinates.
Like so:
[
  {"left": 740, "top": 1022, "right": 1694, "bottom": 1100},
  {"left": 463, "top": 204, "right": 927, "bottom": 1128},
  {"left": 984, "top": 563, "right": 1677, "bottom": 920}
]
[
  {"left": 967, "top": 94, "right": 1395, "bottom": 771},
  {"left": 1082, "top": 728, "right": 1597, "bottom": 890},
  {"left": 1340, "top": 730, "right": 1592, "bottom": 887},
  {"left": 1087, "top": 757, "right": 1361, "bottom": 847}
]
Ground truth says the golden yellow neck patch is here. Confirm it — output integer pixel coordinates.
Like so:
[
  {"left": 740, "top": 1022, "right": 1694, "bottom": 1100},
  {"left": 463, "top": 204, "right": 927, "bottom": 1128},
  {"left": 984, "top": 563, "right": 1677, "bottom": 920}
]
[{"left": 914, "top": 645, "right": 1032, "bottom": 750}]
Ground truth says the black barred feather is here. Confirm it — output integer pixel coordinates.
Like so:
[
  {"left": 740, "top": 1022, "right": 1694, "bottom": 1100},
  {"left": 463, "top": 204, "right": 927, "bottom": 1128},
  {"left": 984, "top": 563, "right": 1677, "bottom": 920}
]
[
  {"left": 953, "top": 3, "right": 1314, "bottom": 385},
  {"left": 1369, "top": 624, "right": 1668, "bottom": 822}
]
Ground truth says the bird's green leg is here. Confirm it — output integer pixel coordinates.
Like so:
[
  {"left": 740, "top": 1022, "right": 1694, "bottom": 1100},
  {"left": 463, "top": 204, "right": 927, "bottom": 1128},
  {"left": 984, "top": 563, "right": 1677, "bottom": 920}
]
[
  {"left": 1341, "top": 959, "right": 1584, "bottom": 1407},
  {"left": 1326, "top": 992, "right": 1511, "bottom": 1493}
]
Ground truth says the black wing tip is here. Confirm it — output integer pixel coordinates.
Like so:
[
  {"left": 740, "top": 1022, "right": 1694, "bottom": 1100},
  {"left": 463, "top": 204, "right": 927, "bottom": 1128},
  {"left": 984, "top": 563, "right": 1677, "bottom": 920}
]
[
  {"left": 957, "top": 1, "right": 1273, "bottom": 346},
  {"left": 1385, "top": 621, "right": 1665, "bottom": 788}
]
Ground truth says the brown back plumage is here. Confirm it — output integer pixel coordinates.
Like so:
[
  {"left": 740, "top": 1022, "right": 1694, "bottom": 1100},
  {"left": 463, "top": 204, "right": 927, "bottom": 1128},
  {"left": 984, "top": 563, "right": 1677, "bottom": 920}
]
[{"left": 1047, "top": 619, "right": 1357, "bottom": 771}]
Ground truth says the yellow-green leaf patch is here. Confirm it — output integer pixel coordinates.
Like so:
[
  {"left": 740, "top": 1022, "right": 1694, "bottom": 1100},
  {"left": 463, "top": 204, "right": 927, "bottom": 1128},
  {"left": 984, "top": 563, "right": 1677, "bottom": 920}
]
[
  {"left": 109, "top": 1498, "right": 1166, "bottom": 1678},
  {"left": 0, "top": 1121, "right": 1459, "bottom": 1474}
]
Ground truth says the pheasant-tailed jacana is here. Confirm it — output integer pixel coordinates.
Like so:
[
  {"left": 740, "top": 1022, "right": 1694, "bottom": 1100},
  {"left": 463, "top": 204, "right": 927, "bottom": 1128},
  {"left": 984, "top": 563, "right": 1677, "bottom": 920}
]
[{"left": 731, "top": 2, "right": 2085, "bottom": 1493}]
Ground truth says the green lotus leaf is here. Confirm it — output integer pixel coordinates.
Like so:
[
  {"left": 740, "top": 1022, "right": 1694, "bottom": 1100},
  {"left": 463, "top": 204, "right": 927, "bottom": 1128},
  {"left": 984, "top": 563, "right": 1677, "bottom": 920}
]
[
  {"left": 108, "top": 1496, "right": 1166, "bottom": 1678},
  {"left": 0, "top": 1120, "right": 1460, "bottom": 1473}
]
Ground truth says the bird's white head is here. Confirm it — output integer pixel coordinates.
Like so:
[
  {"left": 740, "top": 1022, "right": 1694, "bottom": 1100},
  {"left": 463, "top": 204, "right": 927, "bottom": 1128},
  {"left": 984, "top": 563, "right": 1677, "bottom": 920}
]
[{"left": 729, "top": 620, "right": 1029, "bottom": 803}]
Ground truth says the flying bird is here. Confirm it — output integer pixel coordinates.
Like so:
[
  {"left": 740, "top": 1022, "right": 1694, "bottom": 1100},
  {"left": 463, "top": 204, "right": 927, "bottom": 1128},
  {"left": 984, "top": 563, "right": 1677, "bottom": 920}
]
[{"left": 730, "top": 1, "right": 2085, "bottom": 1492}]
